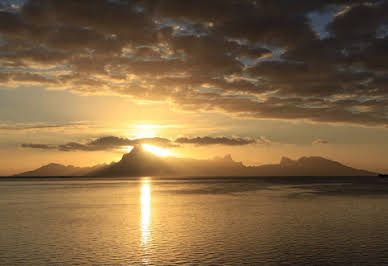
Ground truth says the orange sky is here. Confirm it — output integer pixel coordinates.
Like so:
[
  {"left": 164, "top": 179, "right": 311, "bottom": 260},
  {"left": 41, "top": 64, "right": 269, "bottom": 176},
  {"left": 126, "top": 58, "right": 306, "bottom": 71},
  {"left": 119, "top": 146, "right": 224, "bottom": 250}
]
[{"left": 0, "top": 1, "right": 388, "bottom": 175}]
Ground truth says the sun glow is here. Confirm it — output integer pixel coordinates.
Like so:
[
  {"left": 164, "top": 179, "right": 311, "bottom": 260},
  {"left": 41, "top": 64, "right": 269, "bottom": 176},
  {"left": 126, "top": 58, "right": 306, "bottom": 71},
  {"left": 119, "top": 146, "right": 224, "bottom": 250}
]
[
  {"left": 125, "top": 146, "right": 134, "bottom": 152},
  {"left": 142, "top": 144, "right": 170, "bottom": 157},
  {"left": 132, "top": 124, "right": 158, "bottom": 139}
]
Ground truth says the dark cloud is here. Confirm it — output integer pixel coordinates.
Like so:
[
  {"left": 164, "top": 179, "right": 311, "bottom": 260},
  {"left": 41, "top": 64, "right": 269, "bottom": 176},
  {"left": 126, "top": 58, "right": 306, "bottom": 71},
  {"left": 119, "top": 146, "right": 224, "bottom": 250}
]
[
  {"left": 21, "top": 136, "right": 167, "bottom": 151},
  {"left": 171, "top": 92, "right": 388, "bottom": 127},
  {"left": 329, "top": 3, "right": 388, "bottom": 41},
  {"left": 360, "top": 37, "right": 388, "bottom": 72},
  {"left": 22, "top": 135, "right": 259, "bottom": 151},
  {"left": 57, "top": 136, "right": 175, "bottom": 151},
  {"left": 175, "top": 137, "right": 256, "bottom": 146},
  {"left": 22, "top": 136, "right": 174, "bottom": 151},
  {"left": 21, "top": 143, "right": 55, "bottom": 149},
  {"left": 1, "top": 0, "right": 388, "bottom": 127}
]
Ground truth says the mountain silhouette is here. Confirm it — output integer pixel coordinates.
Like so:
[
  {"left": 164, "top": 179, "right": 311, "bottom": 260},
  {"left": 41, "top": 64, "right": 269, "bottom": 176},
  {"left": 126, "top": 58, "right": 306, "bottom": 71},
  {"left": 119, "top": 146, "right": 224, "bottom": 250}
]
[
  {"left": 15, "top": 163, "right": 105, "bottom": 177},
  {"left": 88, "top": 145, "right": 172, "bottom": 177},
  {"left": 244, "top": 156, "right": 375, "bottom": 176},
  {"left": 16, "top": 146, "right": 376, "bottom": 177}
]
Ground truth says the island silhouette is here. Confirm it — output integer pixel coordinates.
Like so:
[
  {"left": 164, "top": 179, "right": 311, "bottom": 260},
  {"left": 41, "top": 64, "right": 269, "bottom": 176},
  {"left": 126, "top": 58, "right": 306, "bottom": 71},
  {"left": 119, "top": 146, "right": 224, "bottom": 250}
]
[{"left": 16, "top": 145, "right": 376, "bottom": 177}]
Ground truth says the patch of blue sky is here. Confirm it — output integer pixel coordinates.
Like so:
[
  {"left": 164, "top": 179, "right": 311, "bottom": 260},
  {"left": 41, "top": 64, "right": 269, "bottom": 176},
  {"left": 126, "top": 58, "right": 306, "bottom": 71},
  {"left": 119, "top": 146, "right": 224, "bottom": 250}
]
[
  {"left": 237, "top": 45, "right": 285, "bottom": 67},
  {"left": 237, "top": 56, "right": 257, "bottom": 66},
  {"left": 154, "top": 17, "right": 210, "bottom": 37},
  {"left": 307, "top": 7, "right": 340, "bottom": 39},
  {"left": 258, "top": 47, "right": 285, "bottom": 62},
  {"left": 0, "top": 0, "right": 27, "bottom": 12}
]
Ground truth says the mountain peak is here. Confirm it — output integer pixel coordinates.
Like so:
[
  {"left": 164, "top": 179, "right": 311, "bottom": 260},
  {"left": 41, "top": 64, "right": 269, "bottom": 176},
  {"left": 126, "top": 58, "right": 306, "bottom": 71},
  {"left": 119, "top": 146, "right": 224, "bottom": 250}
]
[
  {"left": 92, "top": 144, "right": 171, "bottom": 177},
  {"left": 121, "top": 144, "right": 160, "bottom": 162}
]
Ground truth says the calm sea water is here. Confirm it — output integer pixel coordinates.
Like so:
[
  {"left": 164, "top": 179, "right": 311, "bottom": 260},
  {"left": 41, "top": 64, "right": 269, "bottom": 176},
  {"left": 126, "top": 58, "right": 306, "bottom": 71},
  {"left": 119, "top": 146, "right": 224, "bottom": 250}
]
[{"left": 1, "top": 176, "right": 388, "bottom": 265}]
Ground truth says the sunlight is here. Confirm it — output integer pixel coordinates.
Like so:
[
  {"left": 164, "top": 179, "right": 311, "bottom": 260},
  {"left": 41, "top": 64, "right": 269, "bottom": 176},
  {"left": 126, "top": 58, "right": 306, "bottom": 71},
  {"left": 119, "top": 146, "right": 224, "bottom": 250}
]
[
  {"left": 142, "top": 144, "right": 170, "bottom": 157},
  {"left": 133, "top": 124, "right": 158, "bottom": 139},
  {"left": 140, "top": 179, "right": 151, "bottom": 246},
  {"left": 124, "top": 146, "right": 134, "bottom": 152}
]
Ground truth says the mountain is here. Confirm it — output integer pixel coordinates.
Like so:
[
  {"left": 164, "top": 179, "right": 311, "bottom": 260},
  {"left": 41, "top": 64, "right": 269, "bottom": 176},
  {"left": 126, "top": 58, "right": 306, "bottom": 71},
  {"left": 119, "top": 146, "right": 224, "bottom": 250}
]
[
  {"left": 88, "top": 146, "right": 246, "bottom": 177},
  {"left": 245, "top": 156, "right": 375, "bottom": 176},
  {"left": 15, "top": 163, "right": 105, "bottom": 177},
  {"left": 15, "top": 146, "right": 376, "bottom": 177},
  {"left": 88, "top": 145, "right": 173, "bottom": 177}
]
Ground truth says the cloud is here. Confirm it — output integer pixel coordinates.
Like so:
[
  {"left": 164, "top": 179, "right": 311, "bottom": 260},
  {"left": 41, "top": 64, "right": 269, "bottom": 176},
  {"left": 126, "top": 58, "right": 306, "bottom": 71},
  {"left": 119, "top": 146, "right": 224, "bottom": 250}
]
[
  {"left": 21, "top": 136, "right": 176, "bottom": 152},
  {"left": 57, "top": 136, "right": 175, "bottom": 151},
  {"left": 0, "top": 122, "right": 89, "bottom": 131},
  {"left": 175, "top": 136, "right": 256, "bottom": 146},
  {"left": 21, "top": 135, "right": 259, "bottom": 151},
  {"left": 258, "top": 136, "right": 273, "bottom": 145},
  {"left": 21, "top": 143, "right": 55, "bottom": 149},
  {"left": 0, "top": 1, "right": 387, "bottom": 127},
  {"left": 329, "top": 4, "right": 388, "bottom": 41},
  {"left": 313, "top": 139, "right": 329, "bottom": 145}
]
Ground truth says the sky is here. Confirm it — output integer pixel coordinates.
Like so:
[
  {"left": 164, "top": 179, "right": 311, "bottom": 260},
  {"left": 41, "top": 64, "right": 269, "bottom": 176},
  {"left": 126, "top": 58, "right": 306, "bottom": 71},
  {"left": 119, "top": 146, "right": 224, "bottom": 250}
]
[{"left": 0, "top": 0, "right": 387, "bottom": 175}]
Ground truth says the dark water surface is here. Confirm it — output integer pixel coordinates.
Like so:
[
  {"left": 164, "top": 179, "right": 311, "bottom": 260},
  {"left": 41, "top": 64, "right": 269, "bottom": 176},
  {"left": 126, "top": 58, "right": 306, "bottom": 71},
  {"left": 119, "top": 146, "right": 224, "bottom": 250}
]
[{"left": 1, "top": 176, "right": 388, "bottom": 265}]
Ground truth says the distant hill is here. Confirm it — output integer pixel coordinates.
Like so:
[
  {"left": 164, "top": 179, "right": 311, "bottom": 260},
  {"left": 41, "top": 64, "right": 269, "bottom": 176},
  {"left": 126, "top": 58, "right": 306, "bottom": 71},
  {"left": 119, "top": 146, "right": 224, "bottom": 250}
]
[
  {"left": 245, "top": 156, "right": 375, "bottom": 177},
  {"left": 15, "top": 163, "right": 106, "bottom": 177},
  {"left": 15, "top": 146, "right": 376, "bottom": 177}
]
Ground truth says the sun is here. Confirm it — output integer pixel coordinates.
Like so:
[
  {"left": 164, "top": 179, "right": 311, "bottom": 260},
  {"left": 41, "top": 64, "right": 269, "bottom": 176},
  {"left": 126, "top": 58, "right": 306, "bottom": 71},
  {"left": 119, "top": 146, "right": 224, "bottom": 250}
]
[
  {"left": 142, "top": 144, "right": 170, "bottom": 157},
  {"left": 123, "top": 143, "right": 171, "bottom": 157}
]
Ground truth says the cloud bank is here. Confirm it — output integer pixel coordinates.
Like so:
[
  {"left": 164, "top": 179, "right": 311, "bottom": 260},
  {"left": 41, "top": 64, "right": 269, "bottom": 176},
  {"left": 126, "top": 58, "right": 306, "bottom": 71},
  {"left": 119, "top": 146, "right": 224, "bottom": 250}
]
[
  {"left": 0, "top": 1, "right": 387, "bottom": 127},
  {"left": 21, "top": 135, "right": 260, "bottom": 151},
  {"left": 56, "top": 136, "right": 175, "bottom": 151}
]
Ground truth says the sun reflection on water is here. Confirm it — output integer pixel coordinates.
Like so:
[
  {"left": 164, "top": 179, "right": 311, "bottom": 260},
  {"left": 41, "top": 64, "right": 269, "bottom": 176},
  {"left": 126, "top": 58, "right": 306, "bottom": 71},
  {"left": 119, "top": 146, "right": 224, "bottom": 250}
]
[{"left": 140, "top": 179, "right": 151, "bottom": 247}]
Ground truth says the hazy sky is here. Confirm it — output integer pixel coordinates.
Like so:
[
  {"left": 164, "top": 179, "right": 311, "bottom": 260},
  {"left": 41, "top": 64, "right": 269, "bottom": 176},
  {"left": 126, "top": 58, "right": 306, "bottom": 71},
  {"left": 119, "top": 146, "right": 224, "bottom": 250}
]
[{"left": 0, "top": 0, "right": 388, "bottom": 175}]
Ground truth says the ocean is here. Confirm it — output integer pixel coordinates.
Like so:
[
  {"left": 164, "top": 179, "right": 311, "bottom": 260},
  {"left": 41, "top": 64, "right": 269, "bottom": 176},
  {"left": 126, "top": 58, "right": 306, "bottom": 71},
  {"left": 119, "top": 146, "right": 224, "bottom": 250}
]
[{"left": 1, "top": 176, "right": 388, "bottom": 265}]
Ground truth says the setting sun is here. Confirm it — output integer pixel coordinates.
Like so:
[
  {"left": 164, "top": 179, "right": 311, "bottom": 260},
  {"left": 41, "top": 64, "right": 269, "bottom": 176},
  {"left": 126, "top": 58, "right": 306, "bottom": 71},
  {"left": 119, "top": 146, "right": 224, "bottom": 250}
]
[
  {"left": 142, "top": 144, "right": 170, "bottom": 157},
  {"left": 2, "top": 0, "right": 388, "bottom": 265}
]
